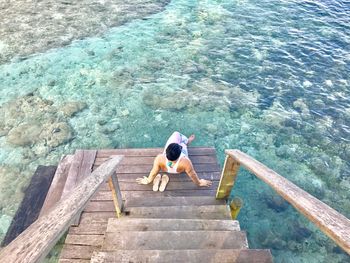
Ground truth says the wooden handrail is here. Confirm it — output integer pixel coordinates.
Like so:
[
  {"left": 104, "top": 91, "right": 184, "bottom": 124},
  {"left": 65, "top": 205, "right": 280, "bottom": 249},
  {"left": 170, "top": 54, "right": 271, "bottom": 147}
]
[
  {"left": 216, "top": 149, "right": 350, "bottom": 255},
  {"left": 0, "top": 155, "right": 123, "bottom": 263}
]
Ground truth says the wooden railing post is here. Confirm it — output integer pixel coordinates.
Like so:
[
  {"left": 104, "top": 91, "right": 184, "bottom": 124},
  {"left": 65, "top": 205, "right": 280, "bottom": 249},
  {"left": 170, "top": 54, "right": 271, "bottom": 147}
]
[
  {"left": 216, "top": 155, "right": 240, "bottom": 199},
  {"left": 108, "top": 172, "right": 123, "bottom": 218}
]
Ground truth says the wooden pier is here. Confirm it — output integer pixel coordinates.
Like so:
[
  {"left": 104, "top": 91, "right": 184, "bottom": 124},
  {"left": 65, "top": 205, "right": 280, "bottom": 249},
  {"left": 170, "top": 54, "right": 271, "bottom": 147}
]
[
  {"left": 44, "top": 147, "right": 272, "bottom": 262},
  {"left": 2, "top": 147, "right": 348, "bottom": 262}
]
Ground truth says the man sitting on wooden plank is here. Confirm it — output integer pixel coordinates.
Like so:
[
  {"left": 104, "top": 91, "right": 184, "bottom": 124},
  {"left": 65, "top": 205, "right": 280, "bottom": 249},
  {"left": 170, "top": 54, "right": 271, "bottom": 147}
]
[{"left": 136, "top": 131, "right": 212, "bottom": 191}]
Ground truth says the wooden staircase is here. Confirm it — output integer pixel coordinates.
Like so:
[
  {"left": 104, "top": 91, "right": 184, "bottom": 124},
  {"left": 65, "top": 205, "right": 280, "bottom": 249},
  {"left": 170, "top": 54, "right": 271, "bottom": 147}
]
[
  {"left": 89, "top": 197, "right": 272, "bottom": 263},
  {"left": 2, "top": 147, "right": 349, "bottom": 262},
  {"left": 52, "top": 147, "right": 272, "bottom": 262}
]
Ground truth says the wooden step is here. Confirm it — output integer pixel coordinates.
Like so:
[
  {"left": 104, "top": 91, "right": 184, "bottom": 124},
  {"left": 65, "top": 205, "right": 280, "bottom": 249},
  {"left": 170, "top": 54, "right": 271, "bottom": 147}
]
[
  {"left": 40, "top": 155, "right": 74, "bottom": 217},
  {"left": 85, "top": 196, "right": 226, "bottom": 212},
  {"left": 102, "top": 231, "right": 248, "bottom": 250},
  {"left": 108, "top": 171, "right": 221, "bottom": 182},
  {"left": 94, "top": 154, "right": 219, "bottom": 166},
  {"left": 124, "top": 196, "right": 226, "bottom": 207},
  {"left": 96, "top": 147, "right": 216, "bottom": 158},
  {"left": 106, "top": 218, "right": 240, "bottom": 232},
  {"left": 124, "top": 205, "right": 232, "bottom": 219},
  {"left": 94, "top": 189, "right": 218, "bottom": 200},
  {"left": 98, "top": 180, "right": 220, "bottom": 191},
  {"left": 91, "top": 249, "right": 273, "bottom": 263}
]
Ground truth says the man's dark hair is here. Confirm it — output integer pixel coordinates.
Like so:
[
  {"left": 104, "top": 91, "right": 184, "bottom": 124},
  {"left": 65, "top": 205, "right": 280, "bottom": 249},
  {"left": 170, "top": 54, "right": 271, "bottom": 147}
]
[{"left": 166, "top": 143, "right": 182, "bottom": 161}]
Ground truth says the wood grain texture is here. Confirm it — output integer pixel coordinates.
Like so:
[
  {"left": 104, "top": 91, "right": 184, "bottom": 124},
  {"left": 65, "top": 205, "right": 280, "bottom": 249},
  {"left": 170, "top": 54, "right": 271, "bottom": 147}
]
[
  {"left": 102, "top": 231, "right": 248, "bottom": 250},
  {"left": 123, "top": 205, "right": 232, "bottom": 220},
  {"left": 109, "top": 171, "right": 221, "bottom": 182},
  {"left": 1, "top": 165, "right": 57, "bottom": 246},
  {"left": 40, "top": 155, "right": 74, "bottom": 217},
  {"left": 96, "top": 147, "right": 216, "bottom": 157},
  {"left": 216, "top": 155, "right": 240, "bottom": 199},
  {"left": 98, "top": 180, "right": 219, "bottom": 192},
  {"left": 61, "top": 150, "right": 97, "bottom": 199},
  {"left": 92, "top": 189, "right": 218, "bottom": 201},
  {"left": 0, "top": 156, "right": 123, "bottom": 263},
  {"left": 90, "top": 249, "right": 273, "bottom": 263},
  {"left": 106, "top": 218, "right": 240, "bottom": 232},
  {"left": 93, "top": 163, "right": 221, "bottom": 174},
  {"left": 94, "top": 155, "right": 218, "bottom": 166},
  {"left": 226, "top": 149, "right": 350, "bottom": 255},
  {"left": 60, "top": 244, "right": 98, "bottom": 260}
]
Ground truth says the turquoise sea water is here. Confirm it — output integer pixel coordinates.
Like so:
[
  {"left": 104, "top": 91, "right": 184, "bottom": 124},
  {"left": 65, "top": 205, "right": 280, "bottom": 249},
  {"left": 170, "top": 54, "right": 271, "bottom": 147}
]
[{"left": 0, "top": 0, "right": 349, "bottom": 262}]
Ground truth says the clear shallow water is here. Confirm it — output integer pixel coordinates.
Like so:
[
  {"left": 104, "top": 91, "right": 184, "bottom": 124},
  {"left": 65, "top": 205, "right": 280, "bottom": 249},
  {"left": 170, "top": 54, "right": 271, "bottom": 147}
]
[{"left": 0, "top": 0, "right": 349, "bottom": 262}]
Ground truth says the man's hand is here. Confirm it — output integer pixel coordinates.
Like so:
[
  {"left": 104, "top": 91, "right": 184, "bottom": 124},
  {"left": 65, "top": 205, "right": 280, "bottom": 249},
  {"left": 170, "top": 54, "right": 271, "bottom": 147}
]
[
  {"left": 136, "top": 176, "right": 151, "bottom": 185},
  {"left": 199, "top": 179, "right": 212, "bottom": 187}
]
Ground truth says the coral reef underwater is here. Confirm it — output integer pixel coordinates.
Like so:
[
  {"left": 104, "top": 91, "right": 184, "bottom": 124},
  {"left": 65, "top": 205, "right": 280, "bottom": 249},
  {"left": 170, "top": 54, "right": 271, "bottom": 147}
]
[{"left": 0, "top": 0, "right": 349, "bottom": 262}]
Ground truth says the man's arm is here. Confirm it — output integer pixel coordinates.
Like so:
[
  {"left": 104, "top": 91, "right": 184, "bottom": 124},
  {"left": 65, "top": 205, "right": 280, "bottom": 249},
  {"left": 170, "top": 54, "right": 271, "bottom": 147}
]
[
  {"left": 185, "top": 160, "right": 212, "bottom": 187},
  {"left": 136, "top": 155, "right": 161, "bottom": 184}
]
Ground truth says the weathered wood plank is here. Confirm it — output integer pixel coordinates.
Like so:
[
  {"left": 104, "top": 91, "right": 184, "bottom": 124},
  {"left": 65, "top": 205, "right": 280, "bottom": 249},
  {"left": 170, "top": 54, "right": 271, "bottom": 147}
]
[
  {"left": 61, "top": 150, "right": 97, "bottom": 225},
  {"left": 108, "top": 173, "right": 122, "bottom": 218},
  {"left": 103, "top": 231, "right": 248, "bottom": 250},
  {"left": 79, "top": 212, "right": 117, "bottom": 224},
  {"left": 96, "top": 147, "right": 216, "bottom": 157},
  {"left": 40, "top": 155, "right": 74, "bottom": 217},
  {"left": 106, "top": 218, "right": 240, "bottom": 232},
  {"left": 91, "top": 249, "right": 273, "bottom": 263},
  {"left": 98, "top": 180, "right": 219, "bottom": 191},
  {"left": 69, "top": 223, "right": 107, "bottom": 235},
  {"left": 58, "top": 259, "right": 90, "bottom": 263},
  {"left": 124, "top": 205, "right": 231, "bottom": 220},
  {"left": 1, "top": 165, "right": 57, "bottom": 246},
  {"left": 93, "top": 190, "right": 218, "bottom": 200},
  {"left": 0, "top": 156, "right": 123, "bottom": 263},
  {"left": 105, "top": 171, "right": 221, "bottom": 182},
  {"left": 94, "top": 155, "right": 218, "bottom": 166},
  {"left": 124, "top": 196, "right": 226, "bottom": 207},
  {"left": 227, "top": 149, "right": 350, "bottom": 255},
  {"left": 93, "top": 163, "right": 221, "bottom": 173},
  {"left": 60, "top": 244, "right": 98, "bottom": 260},
  {"left": 216, "top": 155, "right": 240, "bottom": 199},
  {"left": 61, "top": 150, "right": 97, "bottom": 199},
  {"left": 65, "top": 234, "right": 104, "bottom": 247}
]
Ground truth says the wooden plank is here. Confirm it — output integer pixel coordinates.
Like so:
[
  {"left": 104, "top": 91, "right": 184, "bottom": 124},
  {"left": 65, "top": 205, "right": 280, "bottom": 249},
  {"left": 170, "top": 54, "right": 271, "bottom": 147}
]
[
  {"left": 60, "top": 244, "right": 98, "bottom": 260},
  {"left": 65, "top": 234, "right": 104, "bottom": 247},
  {"left": 93, "top": 163, "right": 221, "bottom": 173},
  {"left": 61, "top": 150, "right": 97, "bottom": 199},
  {"left": 61, "top": 150, "right": 97, "bottom": 225},
  {"left": 94, "top": 155, "right": 218, "bottom": 166},
  {"left": 91, "top": 249, "right": 273, "bottom": 263},
  {"left": 0, "top": 156, "right": 123, "bottom": 263},
  {"left": 97, "top": 147, "right": 216, "bottom": 157},
  {"left": 106, "top": 218, "right": 240, "bottom": 232},
  {"left": 93, "top": 190, "right": 218, "bottom": 200},
  {"left": 124, "top": 205, "right": 231, "bottom": 220},
  {"left": 59, "top": 259, "right": 90, "bottom": 263},
  {"left": 108, "top": 173, "right": 123, "bottom": 218},
  {"left": 103, "top": 231, "right": 248, "bottom": 250},
  {"left": 106, "top": 171, "right": 221, "bottom": 182},
  {"left": 216, "top": 155, "right": 240, "bottom": 199},
  {"left": 79, "top": 212, "right": 117, "bottom": 224},
  {"left": 40, "top": 155, "right": 74, "bottom": 217},
  {"left": 69, "top": 222, "right": 107, "bottom": 235},
  {"left": 1, "top": 165, "right": 57, "bottom": 246},
  {"left": 98, "top": 180, "right": 220, "bottom": 191},
  {"left": 124, "top": 196, "right": 226, "bottom": 207},
  {"left": 227, "top": 149, "right": 350, "bottom": 255}
]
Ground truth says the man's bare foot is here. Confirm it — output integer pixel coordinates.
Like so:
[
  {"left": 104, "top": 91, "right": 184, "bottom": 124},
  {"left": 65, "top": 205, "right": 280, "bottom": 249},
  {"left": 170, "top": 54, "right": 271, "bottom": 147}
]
[{"left": 187, "top": 134, "right": 195, "bottom": 145}]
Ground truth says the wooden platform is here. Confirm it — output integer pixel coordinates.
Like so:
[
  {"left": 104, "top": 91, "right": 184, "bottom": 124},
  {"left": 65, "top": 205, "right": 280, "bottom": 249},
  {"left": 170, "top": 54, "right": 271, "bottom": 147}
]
[{"left": 40, "top": 147, "right": 272, "bottom": 262}]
